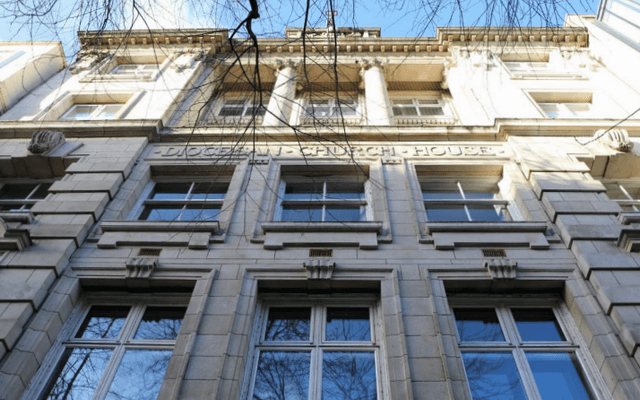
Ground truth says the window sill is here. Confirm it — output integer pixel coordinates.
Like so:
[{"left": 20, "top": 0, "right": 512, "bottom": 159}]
[
  {"left": 393, "top": 116, "right": 456, "bottom": 126},
  {"left": 80, "top": 72, "right": 159, "bottom": 82},
  {"left": 425, "top": 221, "right": 549, "bottom": 250},
  {"left": 97, "top": 220, "right": 219, "bottom": 250},
  {"left": 261, "top": 221, "right": 383, "bottom": 250},
  {"left": 206, "top": 116, "right": 264, "bottom": 125},
  {"left": 300, "top": 117, "right": 363, "bottom": 125},
  {"left": 509, "top": 73, "right": 585, "bottom": 80}
]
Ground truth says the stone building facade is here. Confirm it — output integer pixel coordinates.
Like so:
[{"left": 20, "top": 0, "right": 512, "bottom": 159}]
[{"left": 1, "top": 11, "right": 640, "bottom": 400}]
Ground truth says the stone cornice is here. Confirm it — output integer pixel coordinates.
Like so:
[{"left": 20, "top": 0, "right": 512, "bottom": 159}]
[{"left": 0, "top": 120, "right": 162, "bottom": 139}]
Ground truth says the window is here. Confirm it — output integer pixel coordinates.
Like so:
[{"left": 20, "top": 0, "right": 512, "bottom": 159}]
[
  {"left": 0, "top": 182, "right": 52, "bottom": 211},
  {"left": 247, "top": 299, "right": 381, "bottom": 400},
  {"left": 539, "top": 102, "right": 591, "bottom": 118},
  {"left": 110, "top": 64, "right": 159, "bottom": 75},
  {"left": 41, "top": 300, "right": 186, "bottom": 400},
  {"left": 602, "top": 180, "right": 640, "bottom": 211},
  {"left": 300, "top": 95, "right": 362, "bottom": 125},
  {"left": 209, "top": 96, "right": 269, "bottom": 124},
  {"left": 275, "top": 167, "right": 369, "bottom": 222},
  {"left": 504, "top": 61, "right": 582, "bottom": 79},
  {"left": 421, "top": 177, "right": 510, "bottom": 222},
  {"left": 529, "top": 92, "right": 593, "bottom": 119},
  {"left": 59, "top": 104, "right": 123, "bottom": 120},
  {"left": 452, "top": 299, "right": 599, "bottom": 400},
  {"left": 135, "top": 180, "right": 228, "bottom": 221},
  {"left": 391, "top": 98, "right": 444, "bottom": 117}
]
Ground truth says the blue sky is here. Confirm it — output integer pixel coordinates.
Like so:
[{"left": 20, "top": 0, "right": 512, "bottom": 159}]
[{"left": 0, "top": 0, "right": 597, "bottom": 58}]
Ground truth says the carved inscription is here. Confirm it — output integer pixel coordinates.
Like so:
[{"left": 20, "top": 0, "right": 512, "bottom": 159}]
[{"left": 155, "top": 145, "right": 505, "bottom": 159}]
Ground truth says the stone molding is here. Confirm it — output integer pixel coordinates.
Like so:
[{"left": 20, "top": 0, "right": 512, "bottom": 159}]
[
  {"left": 594, "top": 128, "right": 633, "bottom": 152},
  {"left": 125, "top": 257, "right": 158, "bottom": 279},
  {"left": 483, "top": 258, "right": 518, "bottom": 279},
  {"left": 618, "top": 229, "right": 640, "bottom": 252},
  {"left": 303, "top": 259, "right": 336, "bottom": 279},
  {"left": 27, "top": 130, "right": 66, "bottom": 154},
  {"left": 0, "top": 217, "right": 32, "bottom": 251}
]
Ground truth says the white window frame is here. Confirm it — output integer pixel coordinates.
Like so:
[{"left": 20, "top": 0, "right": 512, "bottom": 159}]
[
  {"left": 109, "top": 63, "right": 160, "bottom": 75},
  {"left": 59, "top": 104, "right": 124, "bottom": 120},
  {"left": 274, "top": 175, "right": 371, "bottom": 222},
  {"left": 129, "top": 178, "right": 228, "bottom": 221},
  {"left": 0, "top": 181, "right": 53, "bottom": 212},
  {"left": 244, "top": 295, "right": 385, "bottom": 400},
  {"left": 602, "top": 179, "right": 640, "bottom": 211},
  {"left": 300, "top": 94, "right": 363, "bottom": 125},
  {"left": 390, "top": 96, "right": 456, "bottom": 125},
  {"left": 28, "top": 294, "right": 190, "bottom": 400},
  {"left": 208, "top": 95, "right": 269, "bottom": 124},
  {"left": 538, "top": 102, "right": 591, "bottom": 118},
  {"left": 450, "top": 297, "right": 613, "bottom": 400}
]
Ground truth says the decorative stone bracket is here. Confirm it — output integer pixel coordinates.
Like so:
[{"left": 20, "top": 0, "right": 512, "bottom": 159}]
[
  {"left": 261, "top": 221, "right": 383, "bottom": 250},
  {"left": 483, "top": 258, "right": 518, "bottom": 279},
  {"left": 0, "top": 216, "right": 32, "bottom": 251},
  {"left": 426, "top": 222, "right": 549, "bottom": 250},
  {"left": 594, "top": 128, "right": 633, "bottom": 152},
  {"left": 125, "top": 257, "right": 158, "bottom": 279},
  {"left": 98, "top": 220, "right": 219, "bottom": 250},
  {"left": 303, "top": 259, "right": 336, "bottom": 279},
  {"left": 27, "top": 131, "right": 65, "bottom": 154}
]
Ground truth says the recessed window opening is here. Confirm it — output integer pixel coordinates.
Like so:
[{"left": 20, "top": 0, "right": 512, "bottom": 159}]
[
  {"left": 603, "top": 180, "right": 640, "bottom": 211},
  {"left": 139, "top": 181, "right": 228, "bottom": 221},
  {"left": 59, "top": 104, "right": 123, "bottom": 120},
  {"left": 0, "top": 182, "right": 52, "bottom": 211}
]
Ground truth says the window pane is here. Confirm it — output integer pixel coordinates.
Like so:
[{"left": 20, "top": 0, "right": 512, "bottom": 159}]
[
  {"left": 540, "top": 103, "right": 560, "bottom": 118},
  {"left": 181, "top": 206, "right": 221, "bottom": 221},
  {"left": 512, "top": 308, "right": 565, "bottom": 342},
  {"left": 105, "top": 349, "right": 172, "bottom": 400},
  {"left": 326, "top": 307, "right": 371, "bottom": 341},
  {"left": 281, "top": 207, "right": 323, "bottom": 222},
  {"left": 76, "top": 305, "right": 130, "bottom": 339},
  {"left": 324, "top": 207, "right": 363, "bottom": 222},
  {"left": 253, "top": 351, "right": 310, "bottom": 400},
  {"left": 454, "top": 308, "right": 505, "bottom": 342},
  {"left": 423, "top": 191, "right": 463, "bottom": 200},
  {"left": 325, "top": 183, "right": 364, "bottom": 200},
  {"left": 426, "top": 205, "right": 469, "bottom": 221},
  {"left": 284, "top": 182, "right": 323, "bottom": 200},
  {"left": 468, "top": 205, "right": 506, "bottom": 221},
  {"left": 322, "top": 352, "right": 377, "bottom": 400},
  {"left": 219, "top": 106, "right": 244, "bottom": 116},
  {"left": 64, "top": 105, "right": 97, "bottom": 120},
  {"left": 151, "top": 183, "right": 191, "bottom": 200},
  {"left": 462, "top": 352, "right": 527, "bottom": 400},
  {"left": 134, "top": 306, "right": 186, "bottom": 340},
  {"left": 392, "top": 99, "right": 413, "bottom": 105},
  {"left": 393, "top": 107, "right": 418, "bottom": 116},
  {"left": 527, "top": 353, "right": 593, "bottom": 400},
  {"left": 140, "top": 207, "right": 182, "bottom": 221},
  {"left": 265, "top": 307, "right": 311, "bottom": 341},
  {"left": 45, "top": 348, "right": 113, "bottom": 400},
  {"left": 112, "top": 64, "right": 138, "bottom": 73},
  {"left": 190, "top": 183, "right": 227, "bottom": 200},
  {"left": 417, "top": 99, "right": 439, "bottom": 105},
  {"left": 0, "top": 183, "right": 38, "bottom": 199},
  {"left": 97, "top": 105, "right": 121, "bottom": 119},
  {"left": 418, "top": 107, "right": 444, "bottom": 116},
  {"left": 31, "top": 183, "right": 52, "bottom": 199}
]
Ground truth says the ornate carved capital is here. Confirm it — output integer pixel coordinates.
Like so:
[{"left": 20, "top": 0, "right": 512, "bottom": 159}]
[
  {"left": 595, "top": 128, "right": 633, "bottom": 152},
  {"left": 483, "top": 258, "right": 517, "bottom": 280},
  {"left": 303, "top": 258, "right": 336, "bottom": 279},
  {"left": 69, "top": 51, "right": 109, "bottom": 74},
  {"left": 27, "top": 131, "right": 65, "bottom": 154},
  {"left": 125, "top": 258, "right": 158, "bottom": 279}
]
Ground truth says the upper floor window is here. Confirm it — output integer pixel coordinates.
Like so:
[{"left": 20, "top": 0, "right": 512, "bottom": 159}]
[
  {"left": 135, "top": 181, "right": 227, "bottom": 221},
  {"left": 421, "top": 178, "right": 510, "bottom": 222},
  {"left": 0, "top": 182, "right": 51, "bottom": 211},
  {"left": 539, "top": 102, "right": 591, "bottom": 118},
  {"left": 59, "top": 104, "right": 123, "bottom": 120},
  {"left": 602, "top": 180, "right": 640, "bottom": 211},
  {"left": 300, "top": 95, "right": 363, "bottom": 125},
  {"left": 109, "top": 64, "right": 159, "bottom": 75},
  {"left": 452, "top": 299, "right": 600, "bottom": 400},
  {"left": 529, "top": 92, "right": 595, "bottom": 119},
  {"left": 40, "top": 297, "right": 187, "bottom": 400},
  {"left": 208, "top": 95, "right": 269, "bottom": 124},
  {"left": 390, "top": 94, "right": 455, "bottom": 125},
  {"left": 275, "top": 167, "right": 369, "bottom": 222},
  {"left": 246, "top": 298, "right": 382, "bottom": 400}
]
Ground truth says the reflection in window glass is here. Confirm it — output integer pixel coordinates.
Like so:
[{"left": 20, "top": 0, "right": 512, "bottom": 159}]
[
  {"left": 527, "top": 353, "right": 593, "bottom": 400},
  {"left": 45, "top": 348, "right": 113, "bottom": 400},
  {"left": 326, "top": 308, "right": 371, "bottom": 341},
  {"left": 140, "top": 181, "right": 228, "bottom": 221},
  {"left": 105, "top": 349, "right": 172, "bottom": 400},
  {"left": 454, "top": 308, "right": 505, "bottom": 342},
  {"left": 512, "top": 308, "right": 564, "bottom": 342},
  {"left": 265, "top": 307, "right": 311, "bottom": 341},
  {"left": 76, "top": 306, "right": 130, "bottom": 339},
  {"left": 253, "top": 351, "right": 311, "bottom": 399},
  {"left": 322, "top": 352, "right": 377, "bottom": 400},
  {"left": 462, "top": 352, "right": 527, "bottom": 400},
  {"left": 134, "top": 307, "right": 186, "bottom": 340}
]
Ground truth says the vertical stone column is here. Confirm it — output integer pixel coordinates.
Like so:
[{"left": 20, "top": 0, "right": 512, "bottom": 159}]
[
  {"left": 361, "top": 60, "right": 393, "bottom": 126},
  {"left": 263, "top": 61, "right": 297, "bottom": 126}
]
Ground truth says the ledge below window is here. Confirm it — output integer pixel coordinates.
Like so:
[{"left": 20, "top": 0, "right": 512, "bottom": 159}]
[
  {"left": 425, "top": 221, "right": 549, "bottom": 250},
  {"left": 261, "top": 221, "right": 383, "bottom": 250},
  {"left": 97, "top": 220, "right": 219, "bottom": 250}
]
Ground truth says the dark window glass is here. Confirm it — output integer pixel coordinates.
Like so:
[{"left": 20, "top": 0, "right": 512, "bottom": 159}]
[
  {"left": 324, "top": 207, "right": 362, "bottom": 222},
  {"left": 322, "top": 352, "right": 377, "bottom": 400},
  {"left": 45, "top": 348, "right": 113, "bottom": 400},
  {"left": 265, "top": 307, "right": 311, "bottom": 341},
  {"left": 134, "top": 306, "right": 186, "bottom": 340},
  {"left": 76, "top": 306, "right": 130, "bottom": 339},
  {"left": 0, "top": 183, "right": 38, "bottom": 199},
  {"left": 151, "top": 183, "right": 191, "bottom": 200},
  {"left": 462, "top": 352, "right": 527, "bottom": 400},
  {"left": 326, "top": 307, "right": 371, "bottom": 341},
  {"left": 454, "top": 308, "right": 505, "bottom": 342},
  {"left": 181, "top": 206, "right": 221, "bottom": 221},
  {"left": 140, "top": 207, "right": 182, "bottom": 221},
  {"left": 426, "top": 205, "right": 469, "bottom": 221},
  {"left": 190, "top": 182, "right": 226, "bottom": 200},
  {"left": 281, "top": 207, "right": 323, "bottom": 222},
  {"left": 526, "top": 352, "right": 593, "bottom": 400},
  {"left": 105, "top": 349, "right": 172, "bottom": 400},
  {"left": 253, "top": 351, "right": 311, "bottom": 399},
  {"left": 468, "top": 205, "right": 505, "bottom": 221},
  {"left": 512, "top": 308, "right": 565, "bottom": 342}
]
